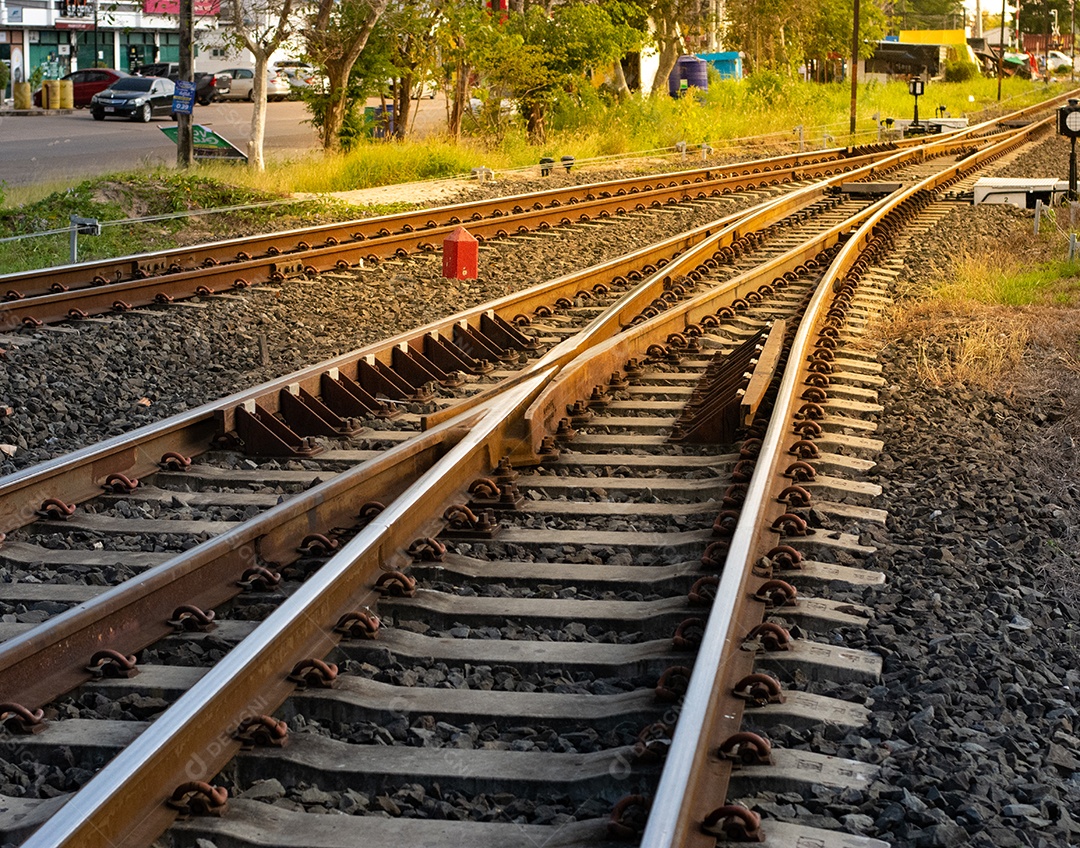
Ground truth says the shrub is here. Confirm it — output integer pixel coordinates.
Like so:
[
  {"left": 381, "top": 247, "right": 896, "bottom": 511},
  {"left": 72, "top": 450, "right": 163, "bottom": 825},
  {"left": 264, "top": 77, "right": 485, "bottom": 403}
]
[
  {"left": 745, "top": 70, "right": 785, "bottom": 104},
  {"left": 944, "top": 60, "right": 980, "bottom": 82}
]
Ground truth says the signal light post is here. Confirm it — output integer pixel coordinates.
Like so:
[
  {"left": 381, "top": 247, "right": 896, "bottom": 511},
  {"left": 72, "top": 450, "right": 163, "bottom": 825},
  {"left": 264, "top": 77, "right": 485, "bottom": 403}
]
[
  {"left": 1057, "top": 99, "right": 1080, "bottom": 200},
  {"left": 909, "top": 78, "right": 924, "bottom": 129}
]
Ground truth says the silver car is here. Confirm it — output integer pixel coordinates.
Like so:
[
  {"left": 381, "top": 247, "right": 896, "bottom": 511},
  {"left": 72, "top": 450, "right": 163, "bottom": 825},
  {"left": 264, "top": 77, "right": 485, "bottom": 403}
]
[{"left": 217, "top": 68, "right": 291, "bottom": 101}]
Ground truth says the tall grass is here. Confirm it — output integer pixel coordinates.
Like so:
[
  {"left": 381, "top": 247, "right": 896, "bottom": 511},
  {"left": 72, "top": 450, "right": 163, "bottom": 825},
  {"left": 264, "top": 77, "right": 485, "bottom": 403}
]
[
  {"left": 879, "top": 235, "right": 1080, "bottom": 388},
  {"left": 936, "top": 249, "right": 1080, "bottom": 306},
  {"left": 188, "top": 76, "right": 1069, "bottom": 196}
]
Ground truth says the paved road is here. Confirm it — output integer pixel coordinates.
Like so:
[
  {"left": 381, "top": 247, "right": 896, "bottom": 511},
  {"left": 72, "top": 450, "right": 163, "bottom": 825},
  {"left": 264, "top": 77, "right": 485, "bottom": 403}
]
[{"left": 0, "top": 95, "right": 446, "bottom": 188}]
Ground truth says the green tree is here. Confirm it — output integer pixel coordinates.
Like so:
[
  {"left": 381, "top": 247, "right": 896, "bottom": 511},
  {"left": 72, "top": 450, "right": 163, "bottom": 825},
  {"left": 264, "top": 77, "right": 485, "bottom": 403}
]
[
  {"left": 646, "top": 0, "right": 703, "bottom": 94},
  {"left": 497, "top": 3, "right": 640, "bottom": 140},
  {"left": 435, "top": 1, "right": 504, "bottom": 140},
  {"left": 802, "top": 0, "right": 888, "bottom": 69},
  {"left": 890, "top": 0, "right": 966, "bottom": 30},
  {"left": 599, "top": 0, "right": 649, "bottom": 97},
  {"left": 723, "top": 0, "right": 813, "bottom": 70},
  {"left": 219, "top": 0, "right": 299, "bottom": 170},
  {"left": 382, "top": 0, "right": 446, "bottom": 139},
  {"left": 303, "top": 0, "right": 390, "bottom": 150}
]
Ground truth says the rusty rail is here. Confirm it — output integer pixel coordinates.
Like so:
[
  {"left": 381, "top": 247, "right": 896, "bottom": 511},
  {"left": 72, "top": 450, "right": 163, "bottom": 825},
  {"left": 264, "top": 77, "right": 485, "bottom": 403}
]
[
  {"left": 16, "top": 372, "right": 553, "bottom": 848},
  {"left": 637, "top": 108, "right": 1056, "bottom": 848},
  {"left": 0, "top": 150, "right": 865, "bottom": 317},
  {"left": 0, "top": 102, "right": 1068, "bottom": 848}
]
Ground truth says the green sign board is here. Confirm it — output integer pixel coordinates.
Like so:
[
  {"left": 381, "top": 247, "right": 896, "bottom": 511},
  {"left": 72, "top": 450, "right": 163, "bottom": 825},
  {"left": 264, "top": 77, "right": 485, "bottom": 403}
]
[{"left": 160, "top": 124, "right": 248, "bottom": 163}]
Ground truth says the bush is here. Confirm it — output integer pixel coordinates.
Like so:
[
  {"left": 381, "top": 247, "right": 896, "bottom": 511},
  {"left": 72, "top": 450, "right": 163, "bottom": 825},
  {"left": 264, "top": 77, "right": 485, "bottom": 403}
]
[
  {"left": 745, "top": 70, "right": 785, "bottom": 104},
  {"left": 944, "top": 60, "right": 980, "bottom": 82}
]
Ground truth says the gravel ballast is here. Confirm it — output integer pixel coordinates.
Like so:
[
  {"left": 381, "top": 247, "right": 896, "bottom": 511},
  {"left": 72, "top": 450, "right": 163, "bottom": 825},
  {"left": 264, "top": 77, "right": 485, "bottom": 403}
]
[{"left": 0, "top": 135, "right": 1078, "bottom": 846}]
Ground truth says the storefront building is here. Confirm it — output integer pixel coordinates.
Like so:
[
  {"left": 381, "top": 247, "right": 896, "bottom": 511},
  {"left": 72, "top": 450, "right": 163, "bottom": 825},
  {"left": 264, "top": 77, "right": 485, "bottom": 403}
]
[{"left": 0, "top": 0, "right": 218, "bottom": 89}]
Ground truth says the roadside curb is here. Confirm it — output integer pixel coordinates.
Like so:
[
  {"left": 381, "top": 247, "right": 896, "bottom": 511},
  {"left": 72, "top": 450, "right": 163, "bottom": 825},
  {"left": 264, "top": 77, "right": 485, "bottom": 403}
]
[{"left": 0, "top": 109, "right": 78, "bottom": 117}]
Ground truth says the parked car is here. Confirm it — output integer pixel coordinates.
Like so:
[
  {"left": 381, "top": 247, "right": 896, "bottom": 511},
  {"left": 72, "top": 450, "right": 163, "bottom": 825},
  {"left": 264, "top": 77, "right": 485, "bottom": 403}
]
[
  {"left": 90, "top": 76, "right": 177, "bottom": 122},
  {"left": 135, "top": 62, "right": 224, "bottom": 104},
  {"left": 1048, "top": 50, "right": 1074, "bottom": 71},
  {"left": 216, "top": 67, "right": 291, "bottom": 101},
  {"left": 276, "top": 62, "right": 322, "bottom": 96},
  {"left": 411, "top": 78, "right": 438, "bottom": 99},
  {"left": 32, "top": 68, "right": 130, "bottom": 108}
]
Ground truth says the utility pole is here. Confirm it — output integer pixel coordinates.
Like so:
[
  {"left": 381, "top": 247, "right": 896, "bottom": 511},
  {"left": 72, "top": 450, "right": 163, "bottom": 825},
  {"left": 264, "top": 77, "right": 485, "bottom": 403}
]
[
  {"left": 850, "top": 0, "right": 860, "bottom": 137},
  {"left": 177, "top": 0, "right": 194, "bottom": 168},
  {"left": 999, "top": 0, "right": 1006, "bottom": 101}
]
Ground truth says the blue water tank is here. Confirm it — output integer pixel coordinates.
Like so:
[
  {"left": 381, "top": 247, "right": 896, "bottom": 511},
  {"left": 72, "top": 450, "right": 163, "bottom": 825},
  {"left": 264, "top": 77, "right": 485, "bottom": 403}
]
[
  {"left": 698, "top": 51, "right": 743, "bottom": 80},
  {"left": 669, "top": 55, "right": 709, "bottom": 97}
]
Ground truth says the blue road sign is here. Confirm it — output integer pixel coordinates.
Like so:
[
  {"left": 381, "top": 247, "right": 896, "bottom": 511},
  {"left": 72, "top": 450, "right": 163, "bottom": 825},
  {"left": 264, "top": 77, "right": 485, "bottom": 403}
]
[{"left": 172, "top": 79, "right": 196, "bottom": 115}]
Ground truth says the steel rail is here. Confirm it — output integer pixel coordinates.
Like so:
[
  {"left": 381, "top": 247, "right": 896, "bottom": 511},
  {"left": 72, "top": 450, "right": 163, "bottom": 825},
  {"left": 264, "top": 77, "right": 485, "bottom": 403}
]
[
  {"left": 520, "top": 194, "right": 894, "bottom": 453},
  {"left": 1, "top": 85, "right": 1071, "bottom": 308},
  {"left": 421, "top": 124, "right": 1004, "bottom": 436},
  {"left": 27, "top": 179, "right": 899, "bottom": 848},
  {"left": 0, "top": 410, "right": 479, "bottom": 710},
  {"left": 0, "top": 177, "right": 866, "bottom": 707},
  {"left": 0, "top": 117, "right": 1038, "bottom": 535},
  {"left": 638, "top": 107, "right": 1056, "bottom": 848},
  {"left": 2, "top": 104, "right": 1063, "bottom": 848},
  {"left": 0, "top": 185, "right": 826, "bottom": 700},
  {"left": 0, "top": 183, "right": 859, "bottom": 704},
  {"left": 5, "top": 90, "right": 1067, "bottom": 329},
  {"left": 0, "top": 195, "right": 749, "bottom": 535},
  {"left": 0, "top": 148, "right": 858, "bottom": 301},
  {"left": 0, "top": 174, "right": 861, "bottom": 537},
  {"left": 513, "top": 111, "right": 1047, "bottom": 448},
  {"left": 17, "top": 370, "right": 554, "bottom": 848},
  {"left": 0, "top": 152, "right": 895, "bottom": 329}
]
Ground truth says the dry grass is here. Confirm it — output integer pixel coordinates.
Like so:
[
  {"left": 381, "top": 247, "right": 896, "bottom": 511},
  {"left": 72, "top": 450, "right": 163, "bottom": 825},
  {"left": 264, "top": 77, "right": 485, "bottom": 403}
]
[
  {"left": 876, "top": 228, "right": 1080, "bottom": 387},
  {"left": 876, "top": 300, "right": 1031, "bottom": 389},
  {"left": 874, "top": 215, "right": 1080, "bottom": 597}
]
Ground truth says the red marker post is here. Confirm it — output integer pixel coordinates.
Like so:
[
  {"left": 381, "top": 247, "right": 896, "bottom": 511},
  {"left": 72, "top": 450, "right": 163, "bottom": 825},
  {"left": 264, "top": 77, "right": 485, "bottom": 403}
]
[{"left": 442, "top": 227, "right": 478, "bottom": 280}]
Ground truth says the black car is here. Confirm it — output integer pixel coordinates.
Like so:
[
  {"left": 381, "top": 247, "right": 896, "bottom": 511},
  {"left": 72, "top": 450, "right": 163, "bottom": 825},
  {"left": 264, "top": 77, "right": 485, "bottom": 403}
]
[
  {"left": 90, "top": 77, "right": 177, "bottom": 122},
  {"left": 136, "top": 62, "right": 225, "bottom": 104}
]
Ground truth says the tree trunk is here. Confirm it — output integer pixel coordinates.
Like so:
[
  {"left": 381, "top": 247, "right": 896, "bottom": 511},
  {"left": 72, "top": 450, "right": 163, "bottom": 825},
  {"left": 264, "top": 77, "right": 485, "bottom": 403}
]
[
  {"left": 525, "top": 101, "right": 545, "bottom": 142},
  {"left": 612, "top": 59, "right": 631, "bottom": 98},
  {"left": 321, "top": 60, "right": 352, "bottom": 149},
  {"left": 394, "top": 76, "right": 412, "bottom": 139},
  {"left": 310, "top": 0, "right": 389, "bottom": 151},
  {"left": 247, "top": 54, "right": 270, "bottom": 170},
  {"left": 651, "top": 25, "right": 681, "bottom": 97},
  {"left": 448, "top": 56, "right": 469, "bottom": 140}
]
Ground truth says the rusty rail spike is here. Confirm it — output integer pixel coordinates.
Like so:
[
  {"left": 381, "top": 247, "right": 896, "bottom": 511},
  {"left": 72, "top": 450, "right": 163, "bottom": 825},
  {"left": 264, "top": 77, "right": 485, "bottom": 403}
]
[
  {"left": 86, "top": 649, "right": 138, "bottom": 679},
  {"left": 608, "top": 794, "right": 650, "bottom": 841},
  {"left": 167, "top": 782, "right": 229, "bottom": 818},
  {"left": 168, "top": 605, "right": 216, "bottom": 632},
  {"left": 236, "top": 564, "right": 282, "bottom": 591},
  {"left": 745, "top": 621, "right": 793, "bottom": 651},
  {"left": 701, "top": 805, "right": 764, "bottom": 842},
  {"left": 333, "top": 610, "right": 381, "bottom": 639},
  {"left": 717, "top": 731, "right": 773, "bottom": 765},
  {"left": 753, "top": 578, "right": 799, "bottom": 607},
  {"left": 407, "top": 537, "right": 446, "bottom": 561},
  {"left": 0, "top": 703, "right": 46, "bottom": 734},
  {"left": 287, "top": 658, "right": 338, "bottom": 689},
  {"left": 732, "top": 672, "right": 785, "bottom": 706},
  {"left": 234, "top": 715, "right": 289, "bottom": 749},
  {"left": 374, "top": 570, "right": 417, "bottom": 597}
]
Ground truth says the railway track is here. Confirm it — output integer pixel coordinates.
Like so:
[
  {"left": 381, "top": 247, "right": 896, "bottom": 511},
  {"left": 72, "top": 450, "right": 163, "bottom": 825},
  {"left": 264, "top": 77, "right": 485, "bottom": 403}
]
[
  {"left": 0, "top": 95, "right": 1071, "bottom": 848},
  {"left": 1, "top": 91, "right": 1068, "bottom": 331}
]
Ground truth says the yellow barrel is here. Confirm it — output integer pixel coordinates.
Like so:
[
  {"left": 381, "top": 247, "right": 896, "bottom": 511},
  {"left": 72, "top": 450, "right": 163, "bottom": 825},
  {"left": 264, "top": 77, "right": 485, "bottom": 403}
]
[
  {"left": 58, "top": 79, "right": 74, "bottom": 109},
  {"left": 13, "top": 82, "right": 31, "bottom": 110},
  {"left": 43, "top": 79, "right": 60, "bottom": 109}
]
